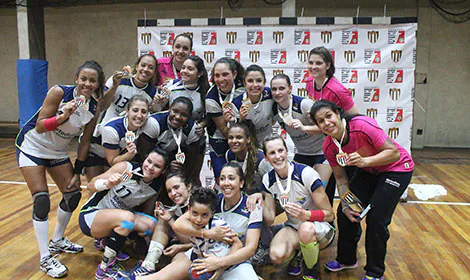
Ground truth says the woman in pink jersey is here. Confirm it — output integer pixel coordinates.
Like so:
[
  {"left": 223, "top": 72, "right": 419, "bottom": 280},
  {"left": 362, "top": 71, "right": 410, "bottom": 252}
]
[
  {"left": 156, "top": 33, "right": 193, "bottom": 86},
  {"left": 306, "top": 47, "right": 359, "bottom": 115},
  {"left": 310, "top": 100, "right": 413, "bottom": 280}
]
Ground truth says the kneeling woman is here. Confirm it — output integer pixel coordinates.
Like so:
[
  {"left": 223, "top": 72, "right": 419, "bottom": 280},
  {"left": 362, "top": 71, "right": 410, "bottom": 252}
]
[
  {"left": 79, "top": 148, "right": 168, "bottom": 279},
  {"left": 310, "top": 100, "right": 414, "bottom": 280}
]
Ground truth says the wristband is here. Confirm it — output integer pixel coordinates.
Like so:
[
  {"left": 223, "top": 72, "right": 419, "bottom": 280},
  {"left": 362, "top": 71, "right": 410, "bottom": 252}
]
[
  {"left": 73, "top": 159, "right": 85, "bottom": 174},
  {"left": 43, "top": 116, "right": 60, "bottom": 131},
  {"left": 94, "top": 179, "right": 109, "bottom": 191},
  {"left": 308, "top": 210, "right": 325, "bottom": 222}
]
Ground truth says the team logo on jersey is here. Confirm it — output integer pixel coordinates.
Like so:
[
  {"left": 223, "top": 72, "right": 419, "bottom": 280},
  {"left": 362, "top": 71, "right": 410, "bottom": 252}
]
[
  {"left": 273, "top": 69, "right": 284, "bottom": 76},
  {"left": 226, "top": 32, "right": 237, "bottom": 45},
  {"left": 295, "top": 30, "right": 310, "bottom": 45},
  {"left": 160, "top": 32, "right": 175, "bottom": 45},
  {"left": 348, "top": 88, "right": 356, "bottom": 99},
  {"left": 341, "top": 69, "right": 358, "bottom": 83},
  {"left": 204, "top": 51, "right": 215, "bottom": 64},
  {"left": 387, "top": 107, "right": 403, "bottom": 122},
  {"left": 298, "top": 50, "right": 309, "bottom": 63},
  {"left": 368, "top": 31, "right": 379, "bottom": 43},
  {"left": 297, "top": 88, "right": 308, "bottom": 97},
  {"left": 368, "top": 69, "right": 379, "bottom": 82},
  {"left": 294, "top": 68, "right": 310, "bottom": 83},
  {"left": 141, "top": 33, "right": 151, "bottom": 45},
  {"left": 364, "top": 87, "right": 380, "bottom": 102},
  {"left": 388, "top": 127, "right": 400, "bottom": 140},
  {"left": 366, "top": 108, "right": 378, "bottom": 119},
  {"left": 387, "top": 68, "right": 403, "bottom": 83},
  {"left": 391, "top": 50, "right": 403, "bottom": 63},
  {"left": 273, "top": 31, "right": 284, "bottom": 44},
  {"left": 271, "top": 49, "right": 287, "bottom": 64},
  {"left": 389, "top": 88, "right": 401, "bottom": 101},
  {"left": 225, "top": 50, "right": 240, "bottom": 62},
  {"left": 321, "top": 31, "right": 332, "bottom": 44},
  {"left": 247, "top": 30, "right": 263, "bottom": 45},
  {"left": 344, "top": 50, "right": 356, "bottom": 64},
  {"left": 364, "top": 49, "right": 381, "bottom": 64},
  {"left": 249, "top": 51, "right": 260, "bottom": 63},
  {"left": 202, "top": 31, "right": 217, "bottom": 45},
  {"left": 342, "top": 30, "right": 358, "bottom": 44},
  {"left": 388, "top": 29, "right": 405, "bottom": 44},
  {"left": 163, "top": 51, "right": 172, "bottom": 58}
]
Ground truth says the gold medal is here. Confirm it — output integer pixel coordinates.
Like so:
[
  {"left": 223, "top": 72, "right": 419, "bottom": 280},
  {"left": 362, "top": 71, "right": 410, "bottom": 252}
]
[
  {"left": 279, "top": 193, "right": 289, "bottom": 207},
  {"left": 125, "top": 131, "right": 136, "bottom": 143},
  {"left": 122, "top": 65, "right": 132, "bottom": 79},
  {"left": 242, "top": 97, "right": 252, "bottom": 110},
  {"left": 75, "top": 95, "right": 86, "bottom": 108},
  {"left": 121, "top": 170, "right": 133, "bottom": 182},
  {"left": 176, "top": 152, "right": 186, "bottom": 164},
  {"left": 283, "top": 114, "right": 294, "bottom": 126},
  {"left": 336, "top": 152, "right": 349, "bottom": 167}
]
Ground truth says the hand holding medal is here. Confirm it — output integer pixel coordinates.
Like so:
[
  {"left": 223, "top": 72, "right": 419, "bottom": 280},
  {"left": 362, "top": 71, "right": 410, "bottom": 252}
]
[
  {"left": 121, "top": 65, "right": 132, "bottom": 79},
  {"left": 341, "top": 190, "right": 372, "bottom": 222},
  {"left": 75, "top": 95, "right": 86, "bottom": 109},
  {"left": 333, "top": 118, "right": 349, "bottom": 167},
  {"left": 125, "top": 131, "right": 136, "bottom": 143}
]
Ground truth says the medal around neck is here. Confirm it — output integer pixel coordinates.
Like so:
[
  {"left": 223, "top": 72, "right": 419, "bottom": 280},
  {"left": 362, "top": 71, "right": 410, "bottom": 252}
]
[
  {"left": 125, "top": 131, "right": 136, "bottom": 143},
  {"left": 176, "top": 152, "right": 186, "bottom": 164},
  {"left": 242, "top": 97, "right": 252, "bottom": 110},
  {"left": 122, "top": 65, "right": 132, "bottom": 79},
  {"left": 159, "top": 87, "right": 170, "bottom": 98},
  {"left": 75, "top": 95, "right": 86, "bottom": 108},
  {"left": 333, "top": 118, "right": 348, "bottom": 166},
  {"left": 279, "top": 193, "right": 289, "bottom": 208},
  {"left": 121, "top": 170, "right": 133, "bottom": 182},
  {"left": 283, "top": 114, "right": 294, "bottom": 126},
  {"left": 336, "top": 152, "right": 349, "bottom": 167}
]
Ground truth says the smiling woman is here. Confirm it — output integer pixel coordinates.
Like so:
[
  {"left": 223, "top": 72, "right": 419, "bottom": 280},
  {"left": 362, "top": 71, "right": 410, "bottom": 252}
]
[{"left": 156, "top": 33, "right": 193, "bottom": 86}]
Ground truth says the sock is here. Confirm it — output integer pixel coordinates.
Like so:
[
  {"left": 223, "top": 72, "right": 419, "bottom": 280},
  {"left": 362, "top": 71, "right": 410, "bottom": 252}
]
[
  {"left": 52, "top": 207, "right": 72, "bottom": 242},
  {"left": 33, "top": 219, "right": 50, "bottom": 261},
  {"left": 100, "top": 246, "right": 117, "bottom": 270},
  {"left": 300, "top": 240, "right": 319, "bottom": 269},
  {"left": 142, "top": 241, "right": 164, "bottom": 270}
]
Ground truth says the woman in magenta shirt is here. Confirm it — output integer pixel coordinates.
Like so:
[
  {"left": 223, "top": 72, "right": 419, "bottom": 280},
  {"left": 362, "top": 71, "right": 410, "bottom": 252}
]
[
  {"left": 310, "top": 100, "right": 413, "bottom": 280},
  {"left": 306, "top": 47, "right": 359, "bottom": 115},
  {"left": 156, "top": 33, "right": 193, "bottom": 86}
]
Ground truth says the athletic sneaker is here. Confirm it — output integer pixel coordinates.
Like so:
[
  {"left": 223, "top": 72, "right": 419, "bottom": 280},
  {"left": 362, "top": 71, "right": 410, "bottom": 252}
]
[
  {"left": 362, "top": 275, "right": 384, "bottom": 280},
  {"left": 94, "top": 238, "right": 106, "bottom": 251},
  {"left": 95, "top": 261, "right": 123, "bottom": 280},
  {"left": 324, "top": 260, "right": 358, "bottom": 272},
  {"left": 250, "top": 245, "right": 270, "bottom": 266},
  {"left": 48, "top": 237, "right": 83, "bottom": 254},
  {"left": 287, "top": 250, "right": 303, "bottom": 276},
  {"left": 302, "top": 262, "right": 320, "bottom": 280},
  {"left": 119, "top": 261, "right": 155, "bottom": 278},
  {"left": 40, "top": 254, "right": 68, "bottom": 278}
]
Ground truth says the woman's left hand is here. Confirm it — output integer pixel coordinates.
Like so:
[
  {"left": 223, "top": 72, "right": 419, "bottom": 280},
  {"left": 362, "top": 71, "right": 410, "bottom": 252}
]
[
  {"left": 284, "top": 202, "right": 307, "bottom": 220},
  {"left": 192, "top": 253, "right": 221, "bottom": 274},
  {"left": 169, "top": 160, "right": 184, "bottom": 172},
  {"left": 347, "top": 152, "right": 369, "bottom": 168},
  {"left": 291, "top": 119, "right": 305, "bottom": 131}
]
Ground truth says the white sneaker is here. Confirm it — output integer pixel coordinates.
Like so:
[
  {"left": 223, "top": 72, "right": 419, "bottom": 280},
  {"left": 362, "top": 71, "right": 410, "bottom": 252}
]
[
  {"left": 49, "top": 237, "right": 83, "bottom": 254},
  {"left": 40, "top": 255, "right": 68, "bottom": 278}
]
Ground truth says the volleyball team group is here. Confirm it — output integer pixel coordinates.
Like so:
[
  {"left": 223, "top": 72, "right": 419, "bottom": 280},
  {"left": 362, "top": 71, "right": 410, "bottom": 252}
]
[{"left": 15, "top": 33, "right": 414, "bottom": 280}]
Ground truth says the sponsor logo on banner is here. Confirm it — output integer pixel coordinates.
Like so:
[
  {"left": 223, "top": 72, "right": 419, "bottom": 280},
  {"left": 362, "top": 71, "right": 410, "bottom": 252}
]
[
  {"left": 348, "top": 88, "right": 356, "bottom": 98},
  {"left": 368, "top": 31, "right": 379, "bottom": 43},
  {"left": 364, "top": 49, "right": 381, "bottom": 64},
  {"left": 389, "top": 88, "right": 401, "bottom": 101},
  {"left": 273, "top": 31, "right": 284, "bottom": 44},
  {"left": 160, "top": 32, "right": 175, "bottom": 45},
  {"left": 163, "top": 51, "right": 172, "bottom": 58},
  {"left": 342, "top": 30, "right": 358, "bottom": 44},
  {"left": 202, "top": 31, "right": 217, "bottom": 45},
  {"left": 391, "top": 50, "right": 403, "bottom": 63},
  {"left": 366, "top": 108, "right": 378, "bottom": 119},
  {"left": 321, "top": 31, "right": 332, "bottom": 44},
  {"left": 226, "top": 32, "right": 237, "bottom": 45},
  {"left": 249, "top": 51, "right": 260, "bottom": 63},
  {"left": 388, "top": 29, "right": 405, "bottom": 44},
  {"left": 387, "top": 68, "right": 403, "bottom": 83},
  {"left": 225, "top": 50, "right": 240, "bottom": 62},
  {"left": 295, "top": 30, "right": 310, "bottom": 45},
  {"left": 341, "top": 69, "right": 358, "bottom": 83},
  {"left": 140, "top": 50, "right": 155, "bottom": 56},
  {"left": 271, "top": 49, "right": 287, "bottom": 64},
  {"left": 387, "top": 107, "right": 403, "bottom": 122},
  {"left": 368, "top": 69, "right": 379, "bottom": 83},
  {"left": 247, "top": 30, "right": 263, "bottom": 45},
  {"left": 297, "top": 88, "right": 308, "bottom": 97},
  {"left": 204, "top": 51, "right": 215, "bottom": 64},
  {"left": 364, "top": 87, "right": 380, "bottom": 102},
  {"left": 298, "top": 50, "right": 308, "bottom": 63},
  {"left": 141, "top": 33, "right": 151, "bottom": 45},
  {"left": 294, "top": 68, "right": 310, "bottom": 83},
  {"left": 344, "top": 50, "right": 356, "bottom": 64},
  {"left": 273, "top": 69, "right": 284, "bottom": 76},
  {"left": 330, "top": 49, "right": 336, "bottom": 62},
  {"left": 388, "top": 127, "right": 400, "bottom": 140}
]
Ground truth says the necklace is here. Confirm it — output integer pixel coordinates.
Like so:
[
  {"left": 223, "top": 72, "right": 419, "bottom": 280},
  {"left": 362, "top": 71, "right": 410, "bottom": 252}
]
[
  {"left": 274, "top": 162, "right": 293, "bottom": 207},
  {"left": 332, "top": 118, "right": 348, "bottom": 166}
]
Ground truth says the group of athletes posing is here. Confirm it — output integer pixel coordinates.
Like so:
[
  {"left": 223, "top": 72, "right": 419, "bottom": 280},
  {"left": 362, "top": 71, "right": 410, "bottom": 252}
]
[{"left": 15, "top": 33, "right": 414, "bottom": 280}]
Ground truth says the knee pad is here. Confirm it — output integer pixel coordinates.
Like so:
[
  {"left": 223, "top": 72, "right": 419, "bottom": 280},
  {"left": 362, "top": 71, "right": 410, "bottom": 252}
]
[
  {"left": 59, "top": 189, "right": 82, "bottom": 212},
  {"left": 32, "top": 192, "right": 50, "bottom": 221}
]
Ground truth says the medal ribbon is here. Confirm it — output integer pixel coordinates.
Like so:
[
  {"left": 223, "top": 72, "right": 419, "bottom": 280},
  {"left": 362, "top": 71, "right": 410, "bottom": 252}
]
[
  {"left": 332, "top": 118, "right": 347, "bottom": 153},
  {"left": 218, "top": 83, "right": 235, "bottom": 107},
  {"left": 274, "top": 162, "right": 294, "bottom": 198},
  {"left": 277, "top": 95, "right": 293, "bottom": 124},
  {"left": 170, "top": 126, "right": 183, "bottom": 154}
]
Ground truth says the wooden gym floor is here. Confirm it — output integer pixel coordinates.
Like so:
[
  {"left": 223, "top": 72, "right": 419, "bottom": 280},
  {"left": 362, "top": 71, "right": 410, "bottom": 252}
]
[{"left": 0, "top": 138, "right": 468, "bottom": 279}]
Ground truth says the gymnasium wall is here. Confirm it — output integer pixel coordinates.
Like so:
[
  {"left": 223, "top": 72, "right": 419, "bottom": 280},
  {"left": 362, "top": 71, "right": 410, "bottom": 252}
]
[{"left": 1, "top": 0, "right": 469, "bottom": 148}]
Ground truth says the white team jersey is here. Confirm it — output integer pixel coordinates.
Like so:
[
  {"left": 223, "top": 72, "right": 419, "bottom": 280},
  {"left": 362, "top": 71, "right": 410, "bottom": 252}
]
[
  {"left": 16, "top": 85, "right": 97, "bottom": 159},
  {"left": 273, "top": 95, "right": 324, "bottom": 156},
  {"left": 166, "top": 79, "right": 204, "bottom": 122},
  {"left": 81, "top": 162, "right": 163, "bottom": 211},
  {"left": 261, "top": 161, "right": 323, "bottom": 229},
  {"left": 188, "top": 216, "right": 232, "bottom": 260},
  {"left": 215, "top": 193, "right": 262, "bottom": 243},
  {"left": 232, "top": 88, "right": 274, "bottom": 145}
]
